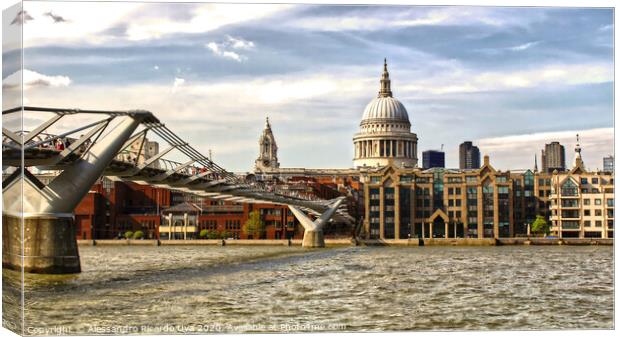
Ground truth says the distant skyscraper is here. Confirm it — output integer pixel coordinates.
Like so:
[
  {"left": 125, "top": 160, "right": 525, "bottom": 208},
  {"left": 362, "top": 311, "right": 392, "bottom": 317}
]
[
  {"left": 422, "top": 150, "right": 445, "bottom": 169},
  {"left": 459, "top": 141, "right": 480, "bottom": 169},
  {"left": 603, "top": 155, "right": 614, "bottom": 172},
  {"left": 541, "top": 141, "right": 566, "bottom": 173}
]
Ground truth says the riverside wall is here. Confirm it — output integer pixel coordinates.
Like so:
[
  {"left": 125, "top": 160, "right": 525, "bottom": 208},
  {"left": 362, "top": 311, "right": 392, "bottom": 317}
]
[{"left": 77, "top": 237, "right": 613, "bottom": 247}]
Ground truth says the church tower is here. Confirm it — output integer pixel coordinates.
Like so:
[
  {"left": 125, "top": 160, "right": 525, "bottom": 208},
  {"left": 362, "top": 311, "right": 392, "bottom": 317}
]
[{"left": 255, "top": 117, "right": 280, "bottom": 172}]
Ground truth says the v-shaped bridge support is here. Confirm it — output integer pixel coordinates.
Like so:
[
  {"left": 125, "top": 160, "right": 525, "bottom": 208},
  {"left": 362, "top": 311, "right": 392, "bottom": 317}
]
[{"left": 288, "top": 197, "right": 346, "bottom": 248}]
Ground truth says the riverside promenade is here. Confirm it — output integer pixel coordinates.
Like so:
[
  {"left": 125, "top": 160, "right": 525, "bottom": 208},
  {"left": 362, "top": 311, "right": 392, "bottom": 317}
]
[{"left": 78, "top": 237, "right": 613, "bottom": 247}]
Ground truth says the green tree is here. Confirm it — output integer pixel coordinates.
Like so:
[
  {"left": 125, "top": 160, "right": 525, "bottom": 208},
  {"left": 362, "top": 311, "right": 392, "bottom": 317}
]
[
  {"left": 531, "top": 215, "right": 550, "bottom": 236},
  {"left": 199, "top": 229, "right": 208, "bottom": 239},
  {"left": 207, "top": 230, "right": 219, "bottom": 239},
  {"left": 124, "top": 231, "right": 134, "bottom": 239},
  {"left": 132, "top": 230, "right": 144, "bottom": 240},
  {"left": 243, "top": 211, "right": 265, "bottom": 239}
]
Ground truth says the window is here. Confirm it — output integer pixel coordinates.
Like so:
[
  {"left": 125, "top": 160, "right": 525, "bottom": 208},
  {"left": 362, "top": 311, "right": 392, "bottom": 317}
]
[
  {"left": 539, "top": 179, "right": 544, "bottom": 186},
  {"left": 584, "top": 199, "right": 591, "bottom": 205},
  {"left": 455, "top": 188, "right": 461, "bottom": 195},
  {"left": 607, "top": 199, "right": 614, "bottom": 207},
  {"left": 370, "top": 176, "right": 381, "bottom": 183},
  {"left": 581, "top": 178, "right": 588, "bottom": 184},
  {"left": 561, "top": 179, "right": 578, "bottom": 196},
  {"left": 496, "top": 176, "right": 507, "bottom": 183},
  {"left": 595, "top": 199, "right": 602, "bottom": 205},
  {"left": 498, "top": 186, "right": 509, "bottom": 194},
  {"left": 595, "top": 210, "right": 602, "bottom": 216},
  {"left": 466, "top": 176, "right": 477, "bottom": 183},
  {"left": 584, "top": 220, "right": 591, "bottom": 226},
  {"left": 456, "top": 211, "right": 461, "bottom": 218},
  {"left": 448, "top": 188, "right": 454, "bottom": 195},
  {"left": 592, "top": 178, "right": 599, "bottom": 184},
  {"left": 456, "top": 199, "right": 461, "bottom": 207},
  {"left": 584, "top": 210, "right": 590, "bottom": 216},
  {"left": 595, "top": 220, "right": 602, "bottom": 227},
  {"left": 581, "top": 188, "right": 589, "bottom": 194},
  {"left": 449, "top": 200, "right": 454, "bottom": 207}
]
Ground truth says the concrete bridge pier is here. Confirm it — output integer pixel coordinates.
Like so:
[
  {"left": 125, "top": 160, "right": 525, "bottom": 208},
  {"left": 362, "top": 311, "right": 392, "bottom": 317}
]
[
  {"left": 288, "top": 197, "right": 345, "bottom": 248},
  {"left": 2, "top": 115, "right": 145, "bottom": 274}
]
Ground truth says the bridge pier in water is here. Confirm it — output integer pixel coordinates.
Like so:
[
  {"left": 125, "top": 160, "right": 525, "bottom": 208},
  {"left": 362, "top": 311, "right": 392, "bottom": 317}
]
[
  {"left": 288, "top": 197, "right": 345, "bottom": 248},
  {"left": 2, "top": 115, "right": 145, "bottom": 274}
]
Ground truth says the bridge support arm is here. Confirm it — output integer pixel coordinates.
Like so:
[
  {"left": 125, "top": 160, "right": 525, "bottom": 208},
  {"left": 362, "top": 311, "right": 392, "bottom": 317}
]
[
  {"left": 288, "top": 197, "right": 345, "bottom": 248},
  {"left": 3, "top": 115, "right": 145, "bottom": 274}
]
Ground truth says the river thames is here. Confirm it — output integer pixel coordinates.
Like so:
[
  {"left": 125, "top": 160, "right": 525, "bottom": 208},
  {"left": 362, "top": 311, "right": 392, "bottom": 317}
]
[{"left": 2, "top": 245, "right": 613, "bottom": 334}]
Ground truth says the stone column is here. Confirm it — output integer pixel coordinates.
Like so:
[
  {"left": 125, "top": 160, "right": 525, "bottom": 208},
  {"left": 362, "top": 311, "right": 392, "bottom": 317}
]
[{"left": 445, "top": 221, "right": 449, "bottom": 239}]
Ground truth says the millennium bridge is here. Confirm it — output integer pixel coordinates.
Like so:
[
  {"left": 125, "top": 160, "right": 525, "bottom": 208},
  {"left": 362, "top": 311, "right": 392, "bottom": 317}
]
[{"left": 2, "top": 106, "right": 352, "bottom": 274}]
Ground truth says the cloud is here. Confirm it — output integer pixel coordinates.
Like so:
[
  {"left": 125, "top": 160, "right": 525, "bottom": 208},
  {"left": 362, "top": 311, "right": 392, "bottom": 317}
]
[
  {"left": 171, "top": 77, "right": 185, "bottom": 92},
  {"left": 508, "top": 41, "right": 540, "bottom": 51},
  {"left": 2, "top": 69, "right": 71, "bottom": 89},
  {"left": 478, "top": 127, "right": 614, "bottom": 171},
  {"left": 205, "top": 36, "right": 255, "bottom": 62},
  {"left": 226, "top": 35, "right": 255, "bottom": 50},
  {"left": 288, "top": 7, "right": 546, "bottom": 31},
  {"left": 153, "top": 65, "right": 159, "bottom": 70},
  {"left": 206, "top": 42, "right": 245, "bottom": 62},
  {"left": 400, "top": 62, "right": 612, "bottom": 95},
  {"left": 599, "top": 24, "right": 613, "bottom": 31},
  {"left": 124, "top": 4, "right": 290, "bottom": 41}
]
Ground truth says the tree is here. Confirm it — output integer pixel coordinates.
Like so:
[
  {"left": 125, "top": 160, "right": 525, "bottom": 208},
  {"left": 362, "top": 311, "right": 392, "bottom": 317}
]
[
  {"left": 531, "top": 215, "right": 550, "bottom": 236},
  {"left": 199, "top": 229, "right": 208, "bottom": 239},
  {"left": 243, "top": 210, "right": 265, "bottom": 239},
  {"left": 132, "top": 230, "right": 144, "bottom": 240},
  {"left": 124, "top": 231, "right": 134, "bottom": 239}
]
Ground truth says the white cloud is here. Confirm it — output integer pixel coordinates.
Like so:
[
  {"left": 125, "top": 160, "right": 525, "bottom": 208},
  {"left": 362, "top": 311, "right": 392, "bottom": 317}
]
[
  {"left": 206, "top": 42, "right": 245, "bottom": 62},
  {"left": 289, "top": 7, "right": 545, "bottom": 31},
  {"left": 508, "top": 41, "right": 540, "bottom": 51},
  {"left": 2, "top": 69, "right": 71, "bottom": 89},
  {"left": 478, "top": 128, "right": 614, "bottom": 171},
  {"left": 22, "top": 2, "right": 290, "bottom": 46},
  {"left": 400, "top": 62, "right": 613, "bottom": 95},
  {"left": 226, "top": 35, "right": 255, "bottom": 50},
  {"left": 172, "top": 77, "right": 185, "bottom": 92},
  {"left": 153, "top": 65, "right": 159, "bottom": 70},
  {"left": 124, "top": 4, "right": 290, "bottom": 41}
]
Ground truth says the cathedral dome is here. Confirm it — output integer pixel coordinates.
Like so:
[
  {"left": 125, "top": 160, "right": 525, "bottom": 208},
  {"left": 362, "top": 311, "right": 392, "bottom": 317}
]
[
  {"left": 361, "top": 96, "right": 410, "bottom": 124},
  {"left": 352, "top": 59, "right": 419, "bottom": 169}
]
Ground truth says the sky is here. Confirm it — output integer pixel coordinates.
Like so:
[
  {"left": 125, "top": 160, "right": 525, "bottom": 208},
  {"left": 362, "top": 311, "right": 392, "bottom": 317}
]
[{"left": 2, "top": 1, "right": 614, "bottom": 172}]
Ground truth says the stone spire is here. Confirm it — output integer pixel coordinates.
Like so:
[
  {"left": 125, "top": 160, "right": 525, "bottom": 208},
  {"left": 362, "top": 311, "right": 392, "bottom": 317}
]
[
  {"left": 378, "top": 58, "right": 393, "bottom": 98},
  {"left": 534, "top": 154, "right": 538, "bottom": 172}
]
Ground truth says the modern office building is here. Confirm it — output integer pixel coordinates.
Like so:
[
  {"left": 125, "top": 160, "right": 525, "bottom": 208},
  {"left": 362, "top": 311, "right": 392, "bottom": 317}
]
[
  {"left": 459, "top": 141, "right": 480, "bottom": 169},
  {"left": 603, "top": 155, "right": 614, "bottom": 172},
  {"left": 353, "top": 59, "right": 418, "bottom": 168},
  {"left": 422, "top": 150, "right": 445, "bottom": 169},
  {"left": 541, "top": 141, "right": 566, "bottom": 173}
]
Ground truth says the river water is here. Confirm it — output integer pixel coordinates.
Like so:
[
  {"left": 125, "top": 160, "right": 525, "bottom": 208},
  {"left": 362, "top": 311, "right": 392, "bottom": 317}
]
[{"left": 2, "top": 245, "right": 614, "bottom": 334}]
